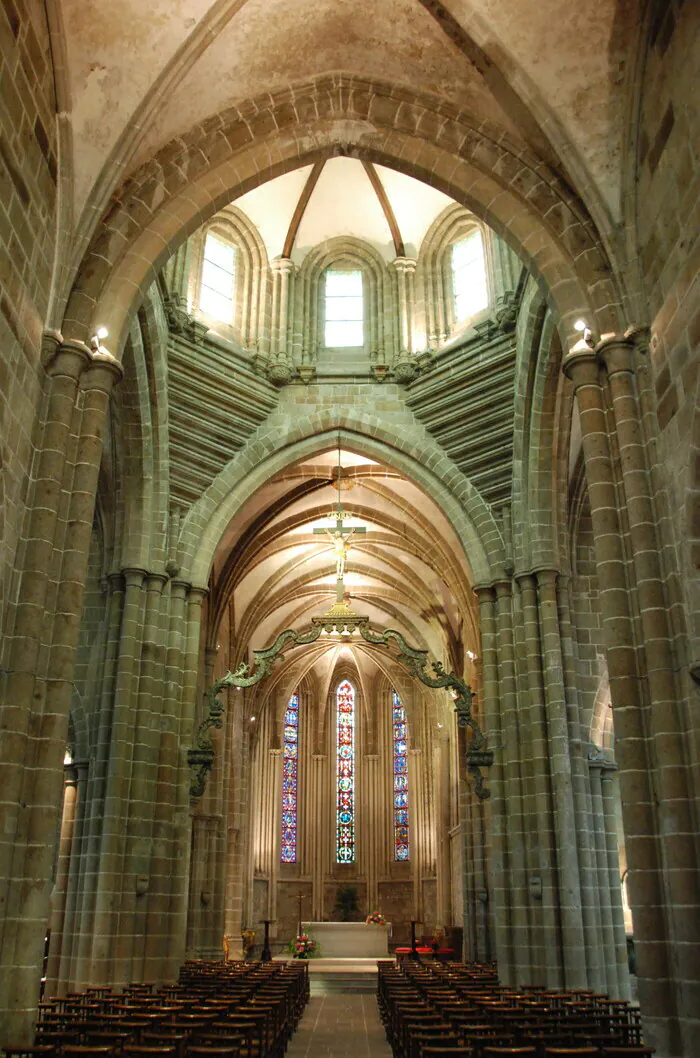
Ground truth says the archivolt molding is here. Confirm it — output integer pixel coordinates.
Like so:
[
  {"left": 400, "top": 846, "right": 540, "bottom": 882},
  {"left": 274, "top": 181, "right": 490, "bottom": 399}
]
[{"left": 61, "top": 77, "right": 624, "bottom": 358}]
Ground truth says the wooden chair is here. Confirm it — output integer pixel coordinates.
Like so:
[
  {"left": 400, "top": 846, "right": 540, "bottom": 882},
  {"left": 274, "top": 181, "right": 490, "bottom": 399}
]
[
  {"left": 2, "top": 1047, "right": 57, "bottom": 1058},
  {"left": 543, "top": 1050, "right": 600, "bottom": 1056},
  {"left": 600, "top": 1049, "right": 656, "bottom": 1056}
]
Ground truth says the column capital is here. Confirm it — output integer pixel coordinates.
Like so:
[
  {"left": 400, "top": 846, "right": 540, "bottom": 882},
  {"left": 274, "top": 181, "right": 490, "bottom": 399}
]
[
  {"left": 493, "top": 579, "right": 513, "bottom": 600},
  {"left": 472, "top": 584, "right": 497, "bottom": 604},
  {"left": 595, "top": 332, "right": 636, "bottom": 376},
  {"left": 270, "top": 256, "right": 296, "bottom": 275},
  {"left": 392, "top": 256, "right": 417, "bottom": 274},
  {"left": 44, "top": 336, "right": 92, "bottom": 380},
  {"left": 187, "top": 584, "right": 209, "bottom": 602},
  {"left": 81, "top": 348, "right": 124, "bottom": 392},
  {"left": 122, "top": 566, "right": 148, "bottom": 588},
  {"left": 562, "top": 341, "right": 599, "bottom": 386}
]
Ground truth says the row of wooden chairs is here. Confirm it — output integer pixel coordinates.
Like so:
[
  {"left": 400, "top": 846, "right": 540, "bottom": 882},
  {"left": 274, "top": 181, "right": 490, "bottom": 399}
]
[
  {"left": 377, "top": 960, "right": 653, "bottom": 1058},
  {"left": 3, "top": 959, "right": 309, "bottom": 1058}
]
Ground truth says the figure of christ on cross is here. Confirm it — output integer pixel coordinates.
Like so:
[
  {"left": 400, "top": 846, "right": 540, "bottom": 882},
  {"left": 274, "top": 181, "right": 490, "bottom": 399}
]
[{"left": 313, "top": 506, "right": 366, "bottom": 602}]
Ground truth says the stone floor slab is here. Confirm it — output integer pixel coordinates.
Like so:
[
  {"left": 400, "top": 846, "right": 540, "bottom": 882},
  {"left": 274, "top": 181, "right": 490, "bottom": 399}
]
[{"left": 287, "top": 995, "right": 392, "bottom": 1057}]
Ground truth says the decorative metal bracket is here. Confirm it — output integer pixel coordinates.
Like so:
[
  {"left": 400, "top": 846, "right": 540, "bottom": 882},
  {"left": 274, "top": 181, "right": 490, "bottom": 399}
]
[{"left": 188, "top": 601, "right": 492, "bottom": 799}]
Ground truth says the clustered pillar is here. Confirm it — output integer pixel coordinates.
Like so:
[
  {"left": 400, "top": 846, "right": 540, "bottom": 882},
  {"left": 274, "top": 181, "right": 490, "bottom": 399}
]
[{"left": 564, "top": 333, "right": 698, "bottom": 1056}]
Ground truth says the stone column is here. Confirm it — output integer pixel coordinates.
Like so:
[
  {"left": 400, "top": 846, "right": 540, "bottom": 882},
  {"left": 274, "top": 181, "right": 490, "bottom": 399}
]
[
  {"left": 598, "top": 333, "right": 697, "bottom": 1036},
  {"left": 563, "top": 345, "right": 673, "bottom": 1050},
  {"left": 267, "top": 748, "right": 283, "bottom": 938},
  {"left": 44, "top": 763, "right": 79, "bottom": 995},
  {"left": 364, "top": 754, "right": 380, "bottom": 913},
  {"left": 601, "top": 767, "right": 631, "bottom": 1000},
  {"left": 168, "top": 585, "right": 206, "bottom": 973},
  {"left": 393, "top": 257, "right": 417, "bottom": 356},
  {"left": 516, "top": 573, "right": 559, "bottom": 987},
  {"left": 56, "top": 758, "right": 89, "bottom": 994},
  {"left": 536, "top": 569, "right": 587, "bottom": 988},
  {"left": 0, "top": 343, "right": 121, "bottom": 1044},
  {"left": 311, "top": 755, "right": 326, "bottom": 921},
  {"left": 556, "top": 575, "right": 605, "bottom": 992},
  {"left": 474, "top": 586, "right": 510, "bottom": 977},
  {"left": 493, "top": 581, "right": 529, "bottom": 982},
  {"left": 589, "top": 757, "right": 618, "bottom": 996}
]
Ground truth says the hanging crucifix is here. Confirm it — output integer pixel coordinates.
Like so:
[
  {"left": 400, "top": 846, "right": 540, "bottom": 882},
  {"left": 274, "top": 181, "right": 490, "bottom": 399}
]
[{"left": 313, "top": 450, "right": 366, "bottom": 604}]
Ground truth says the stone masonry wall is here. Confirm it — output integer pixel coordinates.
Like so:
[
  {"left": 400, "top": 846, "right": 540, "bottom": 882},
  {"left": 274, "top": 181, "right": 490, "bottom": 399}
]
[
  {"left": 636, "top": 0, "right": 700, "bottom": 670},
  {"left": 0, "top": 0, "right": 57, "bottom": 637}
]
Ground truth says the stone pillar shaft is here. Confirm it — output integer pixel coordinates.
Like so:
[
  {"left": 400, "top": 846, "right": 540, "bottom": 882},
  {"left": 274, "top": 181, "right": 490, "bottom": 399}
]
[
  {"left": 475, "top": 587, "right": 510, "bottom": 978},
  {"left": 536, "top": 570, "right": 587, "bottom": 987}
]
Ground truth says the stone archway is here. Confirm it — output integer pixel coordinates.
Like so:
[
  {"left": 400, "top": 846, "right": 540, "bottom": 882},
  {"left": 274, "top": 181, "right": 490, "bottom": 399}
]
[{"left": 60, "top": 77, "right": 624, "bottom": 357}]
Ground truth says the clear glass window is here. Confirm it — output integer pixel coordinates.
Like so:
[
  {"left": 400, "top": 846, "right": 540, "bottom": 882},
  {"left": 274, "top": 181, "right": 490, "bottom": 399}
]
[
  {"left": 452, "top": 231, "right": 488, "bottom": 322},
  {"left": 325, "top": 269, "right": 363, "bottom": 347},
  {"left": 200, "top": 232, "right": 236, "bottom": 323}
]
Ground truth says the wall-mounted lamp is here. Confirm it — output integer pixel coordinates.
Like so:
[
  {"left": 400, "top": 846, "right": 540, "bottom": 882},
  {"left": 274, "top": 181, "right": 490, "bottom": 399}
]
[
  {"left": 91, "top": 326, "right": 109, "bottom": 350},
  {"left": 574, "top": 319, "right": 594, "bottom": 347}
]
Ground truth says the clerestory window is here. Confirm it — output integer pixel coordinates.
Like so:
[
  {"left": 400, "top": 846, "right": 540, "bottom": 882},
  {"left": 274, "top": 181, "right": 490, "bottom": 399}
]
[
  {"left": 452, "top": 230, "right": 488, "bottom": 322},
  {"left": 199, "top": 231, "right": 236, "bottom": 323},
  {"left": 324, "top": 268, "right": 363, "bottom": 347}
]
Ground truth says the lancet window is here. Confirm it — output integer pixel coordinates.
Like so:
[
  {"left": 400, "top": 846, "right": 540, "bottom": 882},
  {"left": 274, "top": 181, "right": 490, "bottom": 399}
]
[
  {"left": 199, "top": 231, "right": 236, "bottom": 323},
  {"left": 392, "top": 691, "right": 409, "bottom": 861},
  {"left": 452, "top": 229, "right": 488, "bottom": 322},
  {"left": 324, "top": 268, "right": 364, "bottom": 347},
  {"left": 281, "top": 691, "right": 300, "bottom": 863},
  {"left": 336, "top": 680, "right": 356, "bottom": 863}
]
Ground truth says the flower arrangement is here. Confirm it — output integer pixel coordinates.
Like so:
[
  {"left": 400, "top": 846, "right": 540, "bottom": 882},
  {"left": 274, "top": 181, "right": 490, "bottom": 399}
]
[
  {"left": 287, "top": 932, "right": 318, "bottom": 958},
  {"left": 365, "top": 911, "right": 386, "bottom": 925}
]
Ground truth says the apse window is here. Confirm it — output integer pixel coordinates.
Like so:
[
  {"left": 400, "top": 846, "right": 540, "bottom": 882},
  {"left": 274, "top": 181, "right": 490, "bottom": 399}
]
[
  {"left": 199, "top": 232, "right": 236, "bottom": 323},
  {"left": 452, "top": 230, "right": 488, "bottom": 322},
  {"left": 325, "top": 269, "right": 363, "bottom": 347},
  {"left": 336, "top": 680, "right": 356, "bottom": 864},
  {"left": 392, "top": 691, "right": 409, "bottom": 861},
  {"left": 281, "top": 691, "right": 300, "bottom": 863}
]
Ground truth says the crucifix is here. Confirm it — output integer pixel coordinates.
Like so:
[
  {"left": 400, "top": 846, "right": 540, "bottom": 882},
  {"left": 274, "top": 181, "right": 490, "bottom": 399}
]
[{"left": 313, "top": 450, "right": 366, "bottom": 604}]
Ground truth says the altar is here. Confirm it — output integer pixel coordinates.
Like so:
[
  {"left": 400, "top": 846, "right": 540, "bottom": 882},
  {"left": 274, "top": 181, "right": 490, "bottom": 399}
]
[{"left": 301, "top": 921, "right": 390, "bottom": 958}]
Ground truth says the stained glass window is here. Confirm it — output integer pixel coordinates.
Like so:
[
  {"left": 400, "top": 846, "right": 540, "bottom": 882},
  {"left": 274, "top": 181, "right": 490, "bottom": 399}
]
[
  {"left": 392, "top": 691, "right": 409, "bottom": 861},
  {"left": 281, "top": 691, "right": 299, "bottom": 863},
  {"left": 336, "top": 680, "right": 355, "bottom": 863}
]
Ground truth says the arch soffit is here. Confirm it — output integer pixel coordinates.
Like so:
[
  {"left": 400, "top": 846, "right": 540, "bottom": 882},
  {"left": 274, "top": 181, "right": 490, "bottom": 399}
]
[
  {"left": 181, "top": 420, "right": 502, "bottom": 589},
  {"left": 62, "top": 77, "right": 623, "bottom": 354}
]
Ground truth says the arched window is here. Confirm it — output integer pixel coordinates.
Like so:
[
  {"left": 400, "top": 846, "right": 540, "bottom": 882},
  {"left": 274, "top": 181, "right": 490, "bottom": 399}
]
[
  {"left": 281, "top": 691, "right": 300, "bottom": 863},
  {"left": 324, "top": 268, "right": 364, "bottom": 347},
  {"left": 199, "top": 231, "right": 236, "bottom": 323},
  {"left": 452, "top": 230, "right": 488, "bottom": 322},
  {"left": 392, "top": 691, "right": 409, "bottom": 861},
  {"left": 336, "top": 680, "right": 356, "bottom": 863}
]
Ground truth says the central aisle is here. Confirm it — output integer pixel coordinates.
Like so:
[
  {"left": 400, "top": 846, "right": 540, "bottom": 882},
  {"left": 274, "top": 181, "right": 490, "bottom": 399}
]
[{"left": 286, "top": 994, "right": 393, "bottom": 1057}]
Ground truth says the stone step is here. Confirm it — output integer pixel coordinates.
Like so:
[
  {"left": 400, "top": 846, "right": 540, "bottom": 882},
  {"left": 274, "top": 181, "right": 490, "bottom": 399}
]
[{"left": 310, "top": 972, "right": 378, "bottom": 995}]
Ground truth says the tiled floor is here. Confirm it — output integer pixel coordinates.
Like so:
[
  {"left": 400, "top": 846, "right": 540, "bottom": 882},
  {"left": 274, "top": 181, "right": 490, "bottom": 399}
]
[{"left": 286, "top": 994, "right": 393, "bottom": 1057}]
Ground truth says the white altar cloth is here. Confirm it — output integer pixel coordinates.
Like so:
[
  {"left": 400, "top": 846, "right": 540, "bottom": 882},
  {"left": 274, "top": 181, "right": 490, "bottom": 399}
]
[{"left": 302, "top": 921, "right": 390, "bottom": 958}]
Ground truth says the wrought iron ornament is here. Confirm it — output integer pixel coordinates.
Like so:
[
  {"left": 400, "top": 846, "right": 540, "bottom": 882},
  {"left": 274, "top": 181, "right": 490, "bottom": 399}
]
[{"left": 189, "top": 601, "right": 492, "bottom": 800}]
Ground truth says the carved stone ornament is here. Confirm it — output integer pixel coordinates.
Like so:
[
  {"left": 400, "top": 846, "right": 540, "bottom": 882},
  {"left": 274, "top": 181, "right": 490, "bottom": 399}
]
[
  {"left": 163, "top": 293, "right": 208, "bottom": 344},
  {"left": 267, "top": 359, "right": 293, "bottom": 386},
  {"left": 393, "top": 358, "right": 418, "bottom": 384},
  {"left": 189, "top": 600, "right": 492, "bottom": 800},
  {"left": 494, "top": 290, "right": 517, "bottom": 333}
]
